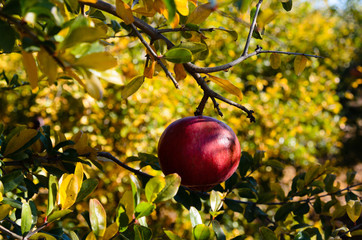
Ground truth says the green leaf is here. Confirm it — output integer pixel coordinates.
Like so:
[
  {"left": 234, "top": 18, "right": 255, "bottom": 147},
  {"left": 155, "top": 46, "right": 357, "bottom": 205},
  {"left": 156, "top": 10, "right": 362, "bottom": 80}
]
[
  {"left": 346, "top": 200, "right": 362, "bottom": 223},
  {"left": 47, "top": 175, "right": 58, "bottom": 216},
  {"left": 282, "top": 0, "right": 293, "bottom": 12},
  {"left": 134, "top": 225, "right": 153, "bottom": 240},
  {"left": 2, "top": 198, "right": 22, "bottom": 208},
  {"left": 145, "top": 176, "right": 166, "bottom": 202},
  {"left": 237, "top": 0, "right": 252, "bottom": 13},
  {"left": 164, "top": 48, "right": 192, "bottom": 63},
  {"left": 121, "top": 75, "right": 145, "bottom": 99},
  {"left": 134, "top": 202, "right": 156, "bottom": 219},
  {"left": 275, "top": 203, "right": 293, "bottom": 221},
  {"left": 164, "top": 229, "right": 183, "bottom": 240},
  {"left": 76, "top": 178, "right": 99, "bottom": 202},
  {"left": 347, "top": 170, "right": 357, "bottom": 185},
  {"left": 116, "top": 205, "right": 129, "bottom": 232},
  {"left": 60, "top": 26, "right": 107, "bottom": 50},
  {"left": 130, "top": 174, "right": 141, "bottom": 206},
  {"left": 74, "top": 52, "right": 118, "bottom": 71},
  {"left": 313, "top": 197, "right": 322, "bottom": 214},
  {"left": 89, "top": 199, "right": 107, "bottom": 237},
  {"left": 212, "top": 220, "right": 226, "bottom": 240},
  {"left": 293, "top": 203, "right": 310, "bottom": 216},
  {"left": 217, "top": 27, "right": 238, "bottom": 41},
  {"left": 294, "top": 55, "right": 307, "bottom": 76},
  {"left": 176, "top": 42, "right": 207, "bottom": 54},
  {"left": 190, "top": 206, "right": 203, "bottom": 228},
  {"left": 21, "top": 202, "right": 32, "bottom": 235},
  {"left": 259, "top": 227, "right": 277, "bottom": 240},
  {"left": 154, "top": 173, "right": 181, "bottom": 203},
  {"left": 224, "top": 199, "right": 244, "bottom": 213},
  {"left": 0, "top": 170, "right": 24, "bottom": 192},
  {"left": 47, "top": 209, "right": 72, "bottom": 223},
  {"left": 238, "top": 151, "right": 253, "bottom": 176},
  {"left": 193, "top": 224, "right": 211, "bottom": 240},
  {"left": 0, "top": 20, "right": 17, "bottom": 53},
  {"left": 294, "top": 231, "right": 311, "bottom": 240},
  {"left": 324, "top": 174, "right": 336, "bottom": 193},
  {"left": 162, "top": 0, "right": 176, "bottom": 22}
]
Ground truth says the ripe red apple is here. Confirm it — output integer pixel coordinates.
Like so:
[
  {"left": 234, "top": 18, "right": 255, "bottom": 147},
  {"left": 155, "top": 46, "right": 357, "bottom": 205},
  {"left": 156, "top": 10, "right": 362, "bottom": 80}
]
[{"left": 157, "top": 116, "right": 241, "bottom": 191}]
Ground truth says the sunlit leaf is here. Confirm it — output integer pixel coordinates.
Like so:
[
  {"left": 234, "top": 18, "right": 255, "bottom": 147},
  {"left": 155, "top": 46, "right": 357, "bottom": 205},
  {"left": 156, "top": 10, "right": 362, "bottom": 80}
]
[
  {"left": 3, "top": 129, "right": 38, "bottom": 156},
  {"left": 116, "top": 0, "right": 135, "bottom": 25},
  {"left": 58, "top": 173, "right": 79, "bottom": 209},
  {"left": 103, "top": 222, "right": 119, "bottom": 240},
  {"left": 162, "top": 0, "right": 176, "bottom": 21},
  {"left": 85, "top": 232, "right": 96, "bottom": 240},
  {"left": 121, "top": 75, "right": 145, "bottom": 99},
  {"left": 21, "top": 201, "right": 32, "bottom": 235},
  {"left": 164, "top": 229, "right": 183, "bottom": 240},
  {"left": 164, "top": 48, "right": 192, "bottom": 63},
  {"left": 60, "top": 26, "right": 107, "bottom": 50},
  {"left": 175, "top": 0, "right": 189, "bottom": 16},
  {"left": 294, "top": 55, "right": 308, "bottom": 76},
  {"left": 186, "top": 3, "right": 213, "bottom": 24},
  {"left": 134, "top": 202, "right": 156, "bottom": 219},
  {"left": 153, "top": 173, "right": 181, "bottom": 203},
  {"left": 89, "top": 198, "right": 107, "bottom": 237},
  {"left": 270, "top": 53, "right": 281, "bottom": 69},
  {"left": 0, "top": 204, "right": 12, "bottom": 221},
  {"left": 120, "top": 190, "right": 135, "bottom": 222},
  {"left": 74, "top": 52, "right": 118, "bottom": 71},
  {"left": 238, "top": 0, "right": 252, "bottom": 13},
  {"left": 177, "top": 42, "right": 207, "bottom": 54},
  {"left": 84, "top": 72, "right": 104, "bottom": 100},
  {"left": 145, "top": 176, "right": 166, "bottom": 202},
  {"left": 190, "top": 206, "right": 202, "bottom": 228},
  {"left": 193, "top": 224, "right": 211, "bottom": 240},
  {"left": 210, "top": 190, "right": 223, "bottom": 213},
  {"left": 37, "top": 48, "right": 58, "bottom": 85},
  {"left": 207, "top": 75, "right": 243, "bottom": 100},
  {"left": 144, "top": 60, "right": 156, "bottom": 79},
  {"left": 29, "top": 233, "right": 57, "bottom": 240},
  {"left": 21, "top": 51, "right": 38, "bottom": 90},
  {"left": 346, "top": 200, "right": 362, "bottom": 223}
]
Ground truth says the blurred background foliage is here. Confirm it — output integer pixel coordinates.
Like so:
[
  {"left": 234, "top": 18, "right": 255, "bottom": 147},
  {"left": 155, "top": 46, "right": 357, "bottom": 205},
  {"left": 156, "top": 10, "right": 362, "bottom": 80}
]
[{"left": 0, "top": 0, "right": 361, "bottom": 239}]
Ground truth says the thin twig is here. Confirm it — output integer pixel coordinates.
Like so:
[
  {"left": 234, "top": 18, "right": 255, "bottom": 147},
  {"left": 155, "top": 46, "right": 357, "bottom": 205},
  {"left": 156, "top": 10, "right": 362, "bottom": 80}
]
[
  {"left": 158, "top": 27, "right": 215, "bottom": 33},
  {"left": 130, "top": 23, "right": 179, "bottom": 89},
  {"left": 242, "top": 0, "right": 263, "bottom": 56},
  {"left": 0, "top": 224, "right": 22, "bottom": 240},
  {"left": 258, "top": 50, "right": 324, "bottom": 59},
  {"left": 194, "top": 93, "right": 209, "bottom": 116},
  {"left": 24, "top": 222, "right": 48, "bottom": 240}
]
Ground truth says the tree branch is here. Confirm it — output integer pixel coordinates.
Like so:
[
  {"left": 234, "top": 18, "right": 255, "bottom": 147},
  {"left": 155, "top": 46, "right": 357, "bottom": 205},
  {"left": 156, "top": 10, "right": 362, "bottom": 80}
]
[
  {"left": 0, "top": 224, "right": 22, "bottom": 240},
  {"left": 130, "top": 24, "right": 179, "bottom": 89},
  {"left": 242, "top": 0, "right": 263, "bottom": 56}
]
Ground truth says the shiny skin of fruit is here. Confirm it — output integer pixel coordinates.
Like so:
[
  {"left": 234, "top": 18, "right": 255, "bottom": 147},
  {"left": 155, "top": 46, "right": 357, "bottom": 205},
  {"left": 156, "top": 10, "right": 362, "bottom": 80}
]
[{"left": 157, "top": 116, "right": 241, "bottom": 191}]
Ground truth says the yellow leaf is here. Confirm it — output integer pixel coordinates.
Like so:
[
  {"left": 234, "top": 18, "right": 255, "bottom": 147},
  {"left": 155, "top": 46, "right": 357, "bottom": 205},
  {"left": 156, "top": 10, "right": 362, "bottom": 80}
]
[
  {"left": 170, "top": 13, "right": 180, "bottom": 28},
  {"left": 270, "top": 53, "right": 281, "bottom": 69},
  {"left": 37, "top": 48, "right": 58, "bottom": 85},
  {"left": 103, "top": 222, "right": 119, "bottom": 240},
  {"left": 153, "top": 0, "right": 166, "bottom": 14},
  {"left": 175, "top": 0, "right": 189, "bottom": 16},
  {"left": 58, "top": 172, "right": 80, "bottom": 210},
  {"left": 74, "top": 162, "right": 84, "bottom": 193},
  {"left": 85, "top": 232, "right": 96, "bottom": 240},
  {"left": 84, "top": 72, "right": 104, "bottom": 100},
  {"left": 120, "top": 190, "right": 134, "bottom": 222},
  {"left": 186, "top": 3, "right": 213, "bottom": 25},
  {"left": 0, "top": 204, "right": 12, "bottom": 221},
  {"left": 29, "top": 233, "right": 57, "bottom": 240},
  {"left": 22, "top": 51, "right": 38, "bottom": 90},
  {"left": 346, "top": 200, "right": 362, "bottom": 223},
  {"left": 294, "top": 55, "right": 308, "bottom": 76},
  {"left": 144, "top": 60, "right": 156, "bottom": 79},
  {"left": 116, "top": 0, "right": 135, "bottom": 25},
  {"left": 133, "top": 7, "right": 156, "bottom": 17},
  {"left": 4, "top": 129, "right": 38, "bottom": 156},
  {"left": 174, "top": 63, "right": 187, "bottom": 81},
  {"left": 207, "top": 75, "right": 243, "bottom": 100},
  {"left": 121, "top": 75, "right": 144, "bottom": 99},
  {"left": 74, "top": 52, "right": 118, "bottom": 71}
]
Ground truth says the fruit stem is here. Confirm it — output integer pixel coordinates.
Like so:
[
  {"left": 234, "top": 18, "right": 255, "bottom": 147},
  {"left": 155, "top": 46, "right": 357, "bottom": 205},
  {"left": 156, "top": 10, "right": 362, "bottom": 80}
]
[{"left": 194, "top": 94, "right": 209, "bottom": 116}]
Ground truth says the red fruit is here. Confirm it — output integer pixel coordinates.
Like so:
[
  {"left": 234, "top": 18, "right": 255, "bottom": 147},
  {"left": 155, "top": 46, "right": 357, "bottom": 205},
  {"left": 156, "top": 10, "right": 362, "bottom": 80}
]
[{"left": 157, "top": 116, "right": 241, "bottom": 191}]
